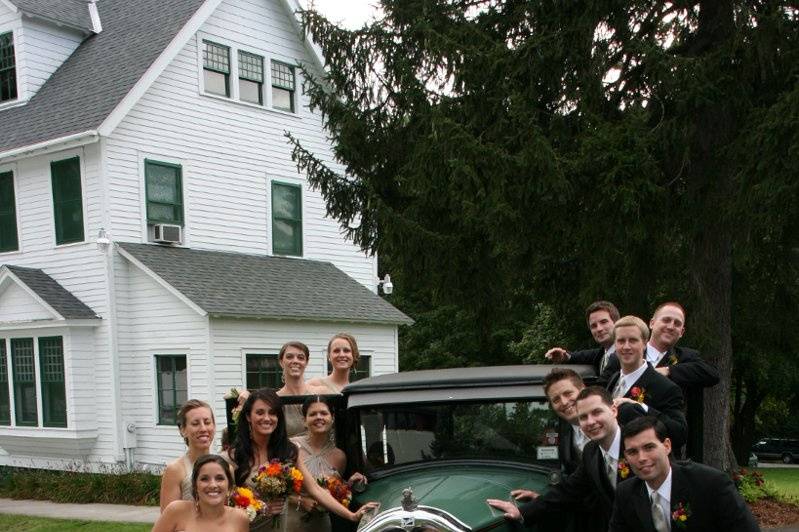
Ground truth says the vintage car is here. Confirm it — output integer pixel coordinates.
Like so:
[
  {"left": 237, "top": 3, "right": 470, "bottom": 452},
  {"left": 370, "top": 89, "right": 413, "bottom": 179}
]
[{"left": 333, "top": 364, "right": 596, "bottom": 532}]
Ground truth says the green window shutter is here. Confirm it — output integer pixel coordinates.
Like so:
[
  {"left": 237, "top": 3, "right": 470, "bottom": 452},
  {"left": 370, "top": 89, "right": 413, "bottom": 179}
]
[
  {"left": 0, "top": 171, "right": 18, "bottom": 252},
  {"left": 145, "top": 160, "right": 183, "bottom": 225},
  {"left": 156, "top": 355, "right": 187, "bottom": 425},
  {"left": 0, "top": 32, "right": 16, "bottom": 102},
  {"left": 271, "top": 182, "right": 302, "bottom": 256},
  {"left": 0, "top": 339, "right": 10, "bottom": 425},
  {"left": 11, "top": 338, "right": 37, "bottom": 426},
  {"left": 51, "top": 157, "right": 84, "bottom": 245},
  {"left": 245, "top": 354, "right": 281, "bottom": 390},
  {"left": 39, "top": 336, "right": 66, "bottom": 427}
]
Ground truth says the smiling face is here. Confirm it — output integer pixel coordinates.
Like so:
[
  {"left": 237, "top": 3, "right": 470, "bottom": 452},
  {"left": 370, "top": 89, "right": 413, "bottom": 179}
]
[
  {"left": 615, "top": 324, "right": 646, "bottom": 373},
  {"left": 328, "top": 337, "right": 355, "bottom": 371},
  {"left": 588, "top": 310, "right": 615, "bottom": 347},
  {"left": 180, "top": 407, "right": 215, "bottom": 451},
  {"left": 304, "top": 401, "right": 333, "bottom": 435},
  {"left": 649, "top": 304, "right": 685, "bottom": 350},
  {"left": 576, "top": 394, "right": 618, "bottom": 446},
  {"left": 247, "top": 399, "right": 279, "bottom": 438},
  {"left": 623, "top": 428, "right": 672, "bottom": 487},
  {"left": 280, "top": 345, "right": 309, "bottom": 380},
  {"left": 546, "top": 378, "right": 583, "bottom": 423},
  {"left": 194, "top": 461, "right": 231, "bottom": 506}
]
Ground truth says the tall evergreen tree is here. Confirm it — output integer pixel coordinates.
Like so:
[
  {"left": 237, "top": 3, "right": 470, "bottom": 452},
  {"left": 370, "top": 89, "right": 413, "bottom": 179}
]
[{"left": 288, "top": 1, "right": 799, "bottom": 470}]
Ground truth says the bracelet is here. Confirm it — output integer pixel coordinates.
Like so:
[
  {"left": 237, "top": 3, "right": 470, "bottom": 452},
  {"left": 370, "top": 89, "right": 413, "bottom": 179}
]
[{"left": 297, "top": 495, "right": 302, "bottom": 511}]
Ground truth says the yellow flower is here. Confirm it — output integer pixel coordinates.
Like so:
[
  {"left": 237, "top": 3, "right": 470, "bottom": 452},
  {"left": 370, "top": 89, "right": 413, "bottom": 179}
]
[
  {"left": 679, "top": 515, "right": 687, "bottom": 522},
  {"left": 290, "top": 467, "right": 304, "bottom": 481}
]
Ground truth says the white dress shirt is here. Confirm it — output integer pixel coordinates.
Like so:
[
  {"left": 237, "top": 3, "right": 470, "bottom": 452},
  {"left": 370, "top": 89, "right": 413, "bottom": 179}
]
[
  {"left": 646, "top": 344, "right": 667, "bottom": 366},
  {"left": 646, "top": 467, "right": 673, "bottom": 529},
  {"left": 571, "top": 423, "right": 590, "bottom": 454}
]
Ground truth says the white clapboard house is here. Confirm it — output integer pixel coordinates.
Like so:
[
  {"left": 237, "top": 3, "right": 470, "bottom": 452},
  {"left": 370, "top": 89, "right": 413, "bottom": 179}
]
[{"left": 0, "top": 0, "right": 411, "bottom": 470}]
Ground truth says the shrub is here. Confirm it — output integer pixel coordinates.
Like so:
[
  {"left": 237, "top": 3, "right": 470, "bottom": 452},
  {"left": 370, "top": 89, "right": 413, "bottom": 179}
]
[
  {"left": 0, "top": 465, "right": 159, "bottom": 506},
  {"left": 734, "top": 468, "right": 780, "bottom": 503}
]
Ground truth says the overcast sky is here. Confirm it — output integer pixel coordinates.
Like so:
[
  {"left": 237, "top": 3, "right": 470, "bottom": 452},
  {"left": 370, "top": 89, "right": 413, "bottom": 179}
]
[{"left": 299, "top": 0, "right": 382, "bottom": 29}]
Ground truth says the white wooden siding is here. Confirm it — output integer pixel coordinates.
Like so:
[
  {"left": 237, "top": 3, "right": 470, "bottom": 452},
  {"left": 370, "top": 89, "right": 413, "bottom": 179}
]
[
  {"left": 0, "top": 282, "right": 52, "bottom": 321},
  {"left": 115, "top": 259, "right": 212, "bottom": 466},
  {"left": 0, "top": 145, "right": 117, "bottom": 464},
  {"left": 17, "top": 18, "right": 84, "bottom": 100},
  {"left": 104, "top": 0, "right": 377, "bottom": 289},
  {"left": 210, "top": 318, "right": 398, "bottom": 419}
]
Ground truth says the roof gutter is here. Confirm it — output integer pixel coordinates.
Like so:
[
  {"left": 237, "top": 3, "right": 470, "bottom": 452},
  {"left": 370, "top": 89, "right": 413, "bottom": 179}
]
[{"left": 0, "top": 130, "right": 100, "bottom": 164}]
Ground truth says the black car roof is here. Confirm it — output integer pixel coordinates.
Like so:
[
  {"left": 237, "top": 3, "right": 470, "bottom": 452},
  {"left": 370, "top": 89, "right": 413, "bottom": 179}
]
[{"left": 345, "top": 364, "right": 595, "bottom": 393}]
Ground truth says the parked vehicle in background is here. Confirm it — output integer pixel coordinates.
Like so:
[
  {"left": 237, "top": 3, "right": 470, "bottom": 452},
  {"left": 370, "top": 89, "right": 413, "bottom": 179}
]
[{"left": 751, "top": 438, "right": 799, "bottom": 464}]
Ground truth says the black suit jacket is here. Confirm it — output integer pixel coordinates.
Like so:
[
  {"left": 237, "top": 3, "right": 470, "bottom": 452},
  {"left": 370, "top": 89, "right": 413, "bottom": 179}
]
[
  {"left": 609, "top": 461, "right": 760, "bottom": 532},
  {"left": 602, "top": 346, "right": 719, "bottom": 460},
  {"left": 606, "top": 365, "right": 688, "bottom": 450},
  {"left": 557, "top": 418, "right": 581, "bottom": 476},
  {"left": 568, "top": 346, "right": 613, "bottom": 376},
  {"left": 521, "top": 436, "right": 632, "bottom": 532}
]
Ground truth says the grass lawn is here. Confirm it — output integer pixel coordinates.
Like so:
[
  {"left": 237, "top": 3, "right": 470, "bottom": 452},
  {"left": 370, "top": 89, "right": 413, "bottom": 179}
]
[
  {"left": 0, "top": 514, "right": 151, "bottom": 531},
  {"left": 757, "top": 467, "right": 799, "bottom": 500}
]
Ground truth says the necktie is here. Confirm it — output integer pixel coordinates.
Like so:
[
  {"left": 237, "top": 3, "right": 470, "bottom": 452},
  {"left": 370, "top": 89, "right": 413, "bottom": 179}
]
[
  {"left": 613, "top": 377, "right": 625, "bottom": 398},
  {"left": 600, "top": 351, "right": 609, "bottom": 373},
  {"left": 605, "top": 456, "right": 617, "bottom": 488},
  {"left": 651, "top": 492, "right": 670, "bottom": 532}
]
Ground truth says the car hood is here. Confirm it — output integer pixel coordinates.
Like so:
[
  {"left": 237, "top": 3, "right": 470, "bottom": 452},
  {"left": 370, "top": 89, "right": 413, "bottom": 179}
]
[{"left": 355, "top": 461, "right": 551, "bottom": 530}]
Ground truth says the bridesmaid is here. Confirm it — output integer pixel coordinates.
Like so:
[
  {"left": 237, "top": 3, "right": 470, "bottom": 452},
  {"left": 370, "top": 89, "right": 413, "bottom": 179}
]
[
  {"left": 226, "top": 389, "right": 376, "bottom": 530},
  {"left": 275, "top": 341, "right": 324, "bottom": 437},
  {"left": 288, "top": 396, "right": 366, "bottom": 531},
  {"left": 307, "top": 333, "right": 361, "bottom": 394},
  {"left": 154, "top": 454, "right": 248, "bottom": 532},
  {"left": 159, "top": 399, "right": 216, "bottom": 511}
]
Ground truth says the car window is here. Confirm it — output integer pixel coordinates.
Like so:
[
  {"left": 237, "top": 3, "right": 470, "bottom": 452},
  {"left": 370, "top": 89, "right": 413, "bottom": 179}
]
[{"left": 356, "top": 400, "right": 559, "bottom": 469}]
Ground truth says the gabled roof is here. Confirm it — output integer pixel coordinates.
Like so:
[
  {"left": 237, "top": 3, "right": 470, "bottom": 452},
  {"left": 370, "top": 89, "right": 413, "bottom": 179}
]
[
  {"left": 0, "top": 0, "right": 206, "bottom": 155},
  {"left": 0, "top": 0, "right": 328, "bottom": 159},
  {"left": 6, "top": 0, "right": 96, "bottom": 34},
  {"left": 117, "top": 243, "right": 413, "bottom": 325},
  {"left": 1, "top": 265, "right": 100, "bottom": 319}
]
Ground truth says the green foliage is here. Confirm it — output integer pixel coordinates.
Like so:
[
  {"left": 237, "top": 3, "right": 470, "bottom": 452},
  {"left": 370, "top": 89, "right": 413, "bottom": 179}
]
[
  {"left": 0, "top": 515, "right": 150, "bottom": 532},
  {"left": 734, "top": 468, "right": 780, "bottom": 503},
  {"left": 291, "top": 0, "right": 799, "bottom": 467},
  {"left": 0, "top": 466, "right": 159, "bottom": 506},
  {"left": 755, "top": 468, "right": 799, "bottom": 502}
]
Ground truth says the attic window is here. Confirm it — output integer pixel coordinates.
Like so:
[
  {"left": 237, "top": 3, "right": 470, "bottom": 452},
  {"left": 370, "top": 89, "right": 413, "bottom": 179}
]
[
  {"left": 238, "top": 51, "right": 264, "bottom": 105},
  {"left": 203, "top": 40, "right": 230, "bottom": 97},
  {"left": 0, "top": 32, "right": 16, "bottom": 103},
  {"left": 271, "top": 60, "right": 295, "bottom": 112}
]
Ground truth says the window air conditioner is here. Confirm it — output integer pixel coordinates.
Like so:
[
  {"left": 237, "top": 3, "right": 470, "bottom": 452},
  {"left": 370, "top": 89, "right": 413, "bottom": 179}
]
[{"left": 153, "top": 224, "right": 182, "bottom": 244}]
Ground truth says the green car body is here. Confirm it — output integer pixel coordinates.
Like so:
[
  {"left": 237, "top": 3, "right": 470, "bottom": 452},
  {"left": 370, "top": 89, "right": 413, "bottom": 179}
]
[{"left": 334, "top": 364, "right": 596, "bottom": 532}]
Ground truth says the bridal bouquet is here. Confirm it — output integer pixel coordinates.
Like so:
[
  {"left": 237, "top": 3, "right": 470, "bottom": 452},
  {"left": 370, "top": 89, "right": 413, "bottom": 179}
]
[
  {"left": 251, "top": 459, "right": 304, "bottom": 528},
  {"left": 230, "top": 486, "right": 265, "bottom": 522},
  {"left": 318, "top": 475, "right": 352, "bottom": 508}
]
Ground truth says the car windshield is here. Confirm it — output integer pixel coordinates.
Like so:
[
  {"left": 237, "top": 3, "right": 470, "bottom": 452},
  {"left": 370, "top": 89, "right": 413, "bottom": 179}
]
[{"left": 356, "top": 399, "right": 561, "bottom": 469}]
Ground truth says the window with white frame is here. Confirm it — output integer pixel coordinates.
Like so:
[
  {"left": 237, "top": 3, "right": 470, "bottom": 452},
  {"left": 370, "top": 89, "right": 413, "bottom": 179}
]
[
  {"left": 203, "top": 40, "right": 230, "bottom": 97},
  {"left": 0, "top": 32, "right": 16, "bottom": 103},
  {"left": 2, "top": 336, "right": 67, "bottom": 427},
  {"left": 271, "top": 60, "right": 295, "bottom": 112},
  {"left": 238, "top": 50, "right": 264, "bottom": 105}
]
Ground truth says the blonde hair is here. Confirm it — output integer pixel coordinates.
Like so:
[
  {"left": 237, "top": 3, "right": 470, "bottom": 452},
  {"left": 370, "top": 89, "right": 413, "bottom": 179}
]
[
  {"left": 327, "top": 333, "right": 360, "bottom": 367},
  {"left": 612, "top": 315, "right": 650, "bottom": 342}
]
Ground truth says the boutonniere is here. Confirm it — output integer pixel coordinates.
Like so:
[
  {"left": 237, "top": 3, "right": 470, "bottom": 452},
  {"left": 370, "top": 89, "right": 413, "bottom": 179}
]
[
  {"left": 669, "top": 353, "right": 679, "bottom": 365},
  {"left": 629, "top": 386, "right": 646, "bottom": 403},
  {"left": 618, "top": 459, "right": 630, "bottom": 479},
  {"left": 672, "top": 501, "right": 691, "bottom": 528}
]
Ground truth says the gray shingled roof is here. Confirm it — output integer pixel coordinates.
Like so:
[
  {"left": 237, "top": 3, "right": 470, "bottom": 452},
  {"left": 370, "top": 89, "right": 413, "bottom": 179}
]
[
  {"left": 9, "top": 0, "right": 95, "bottom": 33},
  {"left": 3, "top": 265, "right": 100, "bottom": 319},
  {"left": 0, "top": 0, "right": 205, "bottom": 154},
  {"left": 118, "top": 243, "right": 413, "bottom": 325}
]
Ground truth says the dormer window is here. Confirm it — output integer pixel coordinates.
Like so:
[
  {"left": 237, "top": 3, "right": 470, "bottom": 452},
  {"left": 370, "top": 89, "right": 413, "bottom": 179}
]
[
  {"left": 0, "top": 32, "right": 16, "bottom": 103},
  {"left": 203, "top": 40, "right": 230, "bottom": 97}
]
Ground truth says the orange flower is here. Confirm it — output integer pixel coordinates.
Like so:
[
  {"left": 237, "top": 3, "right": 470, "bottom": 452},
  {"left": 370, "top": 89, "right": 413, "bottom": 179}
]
[{"left": 266, "top": 462, "right": 282, "bottom": 476}]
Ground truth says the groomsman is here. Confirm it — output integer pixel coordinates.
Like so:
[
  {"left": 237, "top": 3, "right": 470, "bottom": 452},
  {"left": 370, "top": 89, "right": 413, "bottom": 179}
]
[
  {"left": 602, "top": 302, "right": 719, "bottom": 460},
  {"left": 543, "top": 368, "right": 589, "bottom": 475},
  {"left": 605, "top": 316, "right": 687, "bottom": 450},
  {"left": 546, "top": 301, "right": 620, "bottom": 375},
  {"left": 488, "top": 386, "right": 632, "bottom": 532},
  {"left": 610, "top": 417, "right": 760, "bottom": 532}
]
